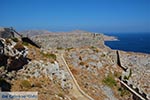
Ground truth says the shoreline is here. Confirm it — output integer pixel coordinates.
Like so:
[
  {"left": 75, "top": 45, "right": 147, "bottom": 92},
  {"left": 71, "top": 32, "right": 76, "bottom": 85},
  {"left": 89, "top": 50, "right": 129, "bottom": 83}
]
[
  {"left": 103, "top": 34, "right": 150, "bottom": 54},
  {"left": 103, "top": 34, "right": 119, "bottom": 41}
]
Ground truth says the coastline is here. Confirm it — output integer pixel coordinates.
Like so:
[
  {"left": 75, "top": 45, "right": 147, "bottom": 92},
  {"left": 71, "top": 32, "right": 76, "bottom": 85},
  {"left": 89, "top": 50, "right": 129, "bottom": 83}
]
[
  {"left": 103, "top": 33, "right": 150, "bottom": 54},
  {"left": 103, "top": 34, "right": 119, "bottom": 41}
]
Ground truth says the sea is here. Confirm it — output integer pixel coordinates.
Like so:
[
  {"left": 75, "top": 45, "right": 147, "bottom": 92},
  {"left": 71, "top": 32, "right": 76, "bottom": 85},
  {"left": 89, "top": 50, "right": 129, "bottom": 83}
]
[{"left": 104, "top": 33, "right": 150, "bottom": 54}]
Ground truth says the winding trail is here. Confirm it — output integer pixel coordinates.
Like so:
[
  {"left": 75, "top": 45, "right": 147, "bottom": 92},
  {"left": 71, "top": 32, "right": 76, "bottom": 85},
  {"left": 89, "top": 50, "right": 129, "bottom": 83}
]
[{"left": 56, "top": 53, "right": 94, "bottom": 100}]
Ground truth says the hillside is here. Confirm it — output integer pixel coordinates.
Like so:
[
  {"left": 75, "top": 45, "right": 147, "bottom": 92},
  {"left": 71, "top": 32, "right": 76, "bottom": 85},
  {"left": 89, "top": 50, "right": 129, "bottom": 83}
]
[{"left": 0, "top": 29, "right": 149, "bottom": 100}]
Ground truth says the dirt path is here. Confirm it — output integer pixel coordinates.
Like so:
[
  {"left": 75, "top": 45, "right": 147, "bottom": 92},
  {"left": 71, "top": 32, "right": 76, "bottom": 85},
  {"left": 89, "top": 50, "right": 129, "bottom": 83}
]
[{"left": 56, "top": 53, "right": 94, "bottom": 100}]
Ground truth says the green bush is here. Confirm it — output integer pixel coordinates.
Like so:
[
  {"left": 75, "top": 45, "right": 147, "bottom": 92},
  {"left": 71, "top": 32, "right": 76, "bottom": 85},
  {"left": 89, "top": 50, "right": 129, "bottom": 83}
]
[
  {"left": 91, "top": 46, "right": 96, "bottom": 49},
  {"left": 22, "top": 42, "right": 29, "bottom": 46},
  {"left": 48, "top": 54, "right": 56, "bottom": 60},
  {"left": 118, "top": 87, "right": 130, "bottom": 97},
  {"left": 123, "top": 76, "right": 128, "bottom": 80},
  {"left": 41, "top": 52, "right": 57, "bottom": 60},
  {"left": 103, "top": 74, "right": 116, "bottom": 87},
  {"left": 66, "top": 47, "right": 73, "bottom": 51},
  {"left": 11, "top": 38, "right": 19, "bottom": 42},
  {"left": 21, "top": 80, "right": 31, "bottom": 88}
]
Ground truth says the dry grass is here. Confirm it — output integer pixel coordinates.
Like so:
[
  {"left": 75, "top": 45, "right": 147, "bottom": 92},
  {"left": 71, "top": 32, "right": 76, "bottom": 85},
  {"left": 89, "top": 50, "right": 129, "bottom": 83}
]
[
  {"left": 11, "top": 75, "right": 77, "bottom": 100},
  {"left": 102, "top": 73, "right": 117, "bottom": 87}
]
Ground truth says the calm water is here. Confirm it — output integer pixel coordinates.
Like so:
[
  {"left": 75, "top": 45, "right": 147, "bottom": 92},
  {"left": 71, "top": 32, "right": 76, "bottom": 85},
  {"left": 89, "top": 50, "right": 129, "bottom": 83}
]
[{"left": 104, "top": 33, "right": 150, "bottom": 54}]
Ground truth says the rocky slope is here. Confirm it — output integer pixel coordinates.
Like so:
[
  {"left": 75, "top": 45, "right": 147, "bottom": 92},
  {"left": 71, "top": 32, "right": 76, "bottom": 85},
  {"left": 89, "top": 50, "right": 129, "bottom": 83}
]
[
  {"left": 31, "top": 31, "right": 104, "bottom": 49},
  {"left": 0, "top": 29, "right": 149, "bottom": 100},
  {"left": 120, "top": 51, "right": 150, "bottom": 99}
]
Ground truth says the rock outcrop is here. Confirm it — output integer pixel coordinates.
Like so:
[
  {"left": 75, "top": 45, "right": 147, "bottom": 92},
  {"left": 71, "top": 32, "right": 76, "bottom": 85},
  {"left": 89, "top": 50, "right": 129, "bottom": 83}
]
[
  {"left": 0, "top": 38, "right": 28, "bottom": 71},
  {"left": 0, "top": 28, "right": 14, "bottom": 38}
]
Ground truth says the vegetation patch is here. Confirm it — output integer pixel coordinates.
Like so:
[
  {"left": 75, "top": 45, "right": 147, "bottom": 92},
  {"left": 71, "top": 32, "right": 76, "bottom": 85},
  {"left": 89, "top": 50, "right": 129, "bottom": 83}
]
[
  {"left": 79, "top": 62, "right": 85, "bottom": 66},
  {"left": 118, "top": 87, "right": 130, "bottom": 97},
  {"left": 20, "top": 80, "right": 32, "bottom": 89},
  {"left": 114, "top": 71, "right": 122, "bottom": 78},
  {"left": 22, "top": 42, "right": 29, "bottom": 46},
  {"left": 90, "top": 46, "right": 96, "bottom": 49},
  {"left": 11, "top": 37, "right": 19, "bottom": 42},
  {"left": 103, "top": 73, "right": 117, "bottom": 87},
  {"left": 123, "top": 69, "right": 132, "bottom": 80},
  {"left": 66, "top": 47, "right": 73, "bottom": 51},
  {"left": 41, "top": 52, "right": 57, "bottom": 60}
]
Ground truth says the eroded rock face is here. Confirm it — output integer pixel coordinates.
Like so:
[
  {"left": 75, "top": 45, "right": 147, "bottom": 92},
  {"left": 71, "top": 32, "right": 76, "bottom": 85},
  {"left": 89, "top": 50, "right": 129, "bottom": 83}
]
[{"left": 0, "top": 38, "right": 28, "bottom": 71}]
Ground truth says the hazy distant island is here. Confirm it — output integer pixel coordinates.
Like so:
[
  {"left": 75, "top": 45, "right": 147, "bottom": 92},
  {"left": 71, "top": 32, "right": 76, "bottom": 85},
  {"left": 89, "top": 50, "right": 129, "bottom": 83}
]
[{"left": 0, "top": 27, "right": 149, "bottom": 100}]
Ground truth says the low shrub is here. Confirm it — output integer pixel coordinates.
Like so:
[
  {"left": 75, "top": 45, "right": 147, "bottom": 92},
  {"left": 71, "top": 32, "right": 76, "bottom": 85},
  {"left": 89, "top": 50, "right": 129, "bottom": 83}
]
[
  {"left": 41, "top": 52, "right": 57, "bottom": 60},
  {"left": 118, "top": 87, "right": 130, "bottom": 97},
  {"left": 21, "top": 80, "right": 31, "bottom": 88},
  {"left": 11, "top": 38, "right": 19, "bottom": 42},
  {"left": 79, "top": 62, "right": 85, "bottom": 66},
  {"left": 22, "top": 42, "right": 29, "bottom": 46},
  {"left": 103, "top": 74, "right": 116, "bottom": 87}
]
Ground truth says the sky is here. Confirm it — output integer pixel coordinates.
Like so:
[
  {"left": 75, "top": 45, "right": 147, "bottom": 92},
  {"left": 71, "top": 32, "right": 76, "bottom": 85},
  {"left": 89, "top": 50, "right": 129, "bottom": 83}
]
[{"left": 0, "top": 0, "right": 150, "bottom": 32}]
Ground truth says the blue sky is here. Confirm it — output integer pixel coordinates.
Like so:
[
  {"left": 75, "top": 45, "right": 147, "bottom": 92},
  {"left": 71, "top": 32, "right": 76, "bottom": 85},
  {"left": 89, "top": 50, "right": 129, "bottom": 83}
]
[{"left": 0, "top": 0, "right": 150, "bottom": 32}]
